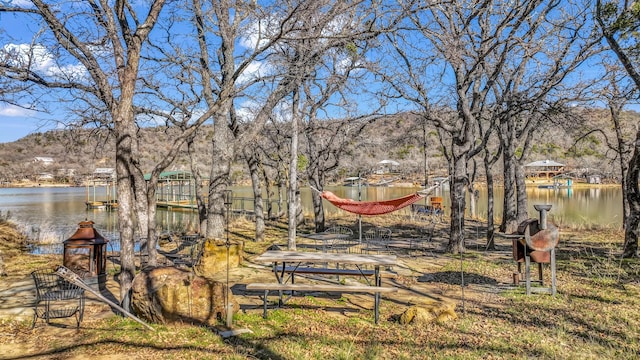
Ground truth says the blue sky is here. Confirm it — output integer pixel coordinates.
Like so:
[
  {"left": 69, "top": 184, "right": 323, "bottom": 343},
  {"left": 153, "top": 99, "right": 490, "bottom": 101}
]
[
  {"left": 0, "top": 113, "right": 49, "bottom": 143},
  {"left": 0, "top": 0, "right": 384, "bottom": 144},
  {"left": 0, "top": 1, "right": 637, "bottom": 144},
  {"left": 0, "top": 1, "right": 57, "bottom": 143}
]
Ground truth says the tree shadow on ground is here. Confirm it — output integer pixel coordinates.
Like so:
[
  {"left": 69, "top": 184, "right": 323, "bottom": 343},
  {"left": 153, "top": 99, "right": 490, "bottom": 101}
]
[{"left": 418, "top": 270, "right": 499, "bottom": 286}]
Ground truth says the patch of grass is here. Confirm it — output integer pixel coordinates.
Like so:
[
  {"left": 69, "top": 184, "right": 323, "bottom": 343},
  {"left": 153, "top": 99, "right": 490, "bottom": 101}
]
[{"left": 2, "top": 219, "right": 640, "bottom": 359}]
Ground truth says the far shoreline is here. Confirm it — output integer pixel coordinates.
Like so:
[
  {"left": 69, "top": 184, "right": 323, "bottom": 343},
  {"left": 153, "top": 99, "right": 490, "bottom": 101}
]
[{"left": 0, "top": 180, "right": 623, "bottom": 190}]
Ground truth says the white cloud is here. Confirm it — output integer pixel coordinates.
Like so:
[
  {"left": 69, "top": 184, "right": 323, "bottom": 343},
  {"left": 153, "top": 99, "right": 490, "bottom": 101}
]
[
  {"left": 238, "top": 99, "right": 291, "bottom": 123},
  {"left": 2, "top": 43, "right": 88, "bottom": 81},
  {"left": 236, "top": 60, "right": 272, "bottom": 85},
  {"left": 0, "top": 104, "right": 37, "bottom": 117},
  {"left": 3, "top": 0, "right": 34, "bottom": 7},
  {"left": 235, "top": 100, "right": 260, "bottom": 122},
  {"left": 239, "top": 19, "right": 274, "bottom": 50}
]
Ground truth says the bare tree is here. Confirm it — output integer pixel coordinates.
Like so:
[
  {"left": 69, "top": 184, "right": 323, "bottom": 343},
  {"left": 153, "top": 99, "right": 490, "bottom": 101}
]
[
  {"left": 385, "top": 0, "right": 598, "bottom": 253},
  {"left": 288, "top": 90, "right": 301, "bottom": 249},
  {"left": 297, "top": 51, "right": 383, "bottom": 232},
  {"left": 596, "top": 0, "right": 640, "bottom": 257},
  {"left": 490, "top": 1, "right": 600, "bottom": 233},
  {"left": 242, "top": 142, "right": 267, "bottom": 242},
  {"left": 388, "top": 0, "right": 539, "bottom": 253},
  {"left": 177, "top": 1, "right": 402, "bottom": 246},
  {"left": 0, "top": 0, "right": 169, "bottom": 310}
]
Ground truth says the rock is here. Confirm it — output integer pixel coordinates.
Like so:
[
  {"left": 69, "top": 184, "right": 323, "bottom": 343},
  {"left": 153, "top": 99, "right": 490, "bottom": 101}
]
[
  {"left": 398, "top": 302, "right": 457, "bottom": 325},
  {"left": 193, "top": 238, "right": 243, "bottom": 279},
  {"left": 131, "top": 266, "right": 237, "bottom": 326}
]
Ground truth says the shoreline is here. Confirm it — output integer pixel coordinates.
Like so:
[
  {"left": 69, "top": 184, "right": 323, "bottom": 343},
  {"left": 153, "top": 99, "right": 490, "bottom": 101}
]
[{"left": 0, "top": 180, "right": 623, "bottom": 190}]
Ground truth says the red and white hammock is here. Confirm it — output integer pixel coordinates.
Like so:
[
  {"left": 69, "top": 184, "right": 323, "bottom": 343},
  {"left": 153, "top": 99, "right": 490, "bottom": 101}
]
[{"left": 319, "top": 183, "right": 441, "bottom": 216}]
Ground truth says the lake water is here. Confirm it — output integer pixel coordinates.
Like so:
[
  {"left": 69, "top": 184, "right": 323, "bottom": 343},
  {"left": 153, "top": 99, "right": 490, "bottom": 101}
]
[{"left": 0, "top": 185, "right": 623, "bottom": 247}]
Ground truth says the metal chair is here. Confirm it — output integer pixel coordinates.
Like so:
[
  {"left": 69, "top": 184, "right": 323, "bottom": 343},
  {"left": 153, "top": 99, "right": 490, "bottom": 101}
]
[
  {"left": 363, "top": 227, "right": 392, "bottom": 254},
  {"left": 31, "top": 269, "right": 85, "bottom": 328},
  {"left": 325, "top": 226, "right": 354, "bottom": 236},
  {"left": 161, "top": 234, "right": 202, "bottom": 268},
  {"left": 324, "top": 226, "right": 354, "bottom": 253}
]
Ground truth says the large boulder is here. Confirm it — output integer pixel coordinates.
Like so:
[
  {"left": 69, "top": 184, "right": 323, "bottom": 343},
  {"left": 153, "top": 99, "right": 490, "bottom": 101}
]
[
  {"left": 131, "top": 266, "right": 238, "bottom": 326},
  {"left": 193, "top": 238, "right": 243, "bottom": 279},
  {"left": 398, "top": 301, "right": 457, "bottom": 325}
]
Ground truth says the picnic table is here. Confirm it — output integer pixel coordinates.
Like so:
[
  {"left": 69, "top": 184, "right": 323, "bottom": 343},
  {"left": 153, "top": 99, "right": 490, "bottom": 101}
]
[{"left": 247, "top": 250, "right": 398, "bottom": 323}]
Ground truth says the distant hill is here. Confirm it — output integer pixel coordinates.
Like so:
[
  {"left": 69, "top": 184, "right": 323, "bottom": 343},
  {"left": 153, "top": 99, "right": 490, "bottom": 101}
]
[{"left": 0, "top": 109, "right": 634, "bottom": 186}]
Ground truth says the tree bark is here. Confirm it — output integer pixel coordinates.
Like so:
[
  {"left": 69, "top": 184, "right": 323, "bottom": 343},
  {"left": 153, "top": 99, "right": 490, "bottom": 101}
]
[
  {"left": 484, "top": 148, "right": 496, "bottom": 250},
  {"left": 206, "top": 109, "right": 234, "bottom": 240},
  {"left": 288, "top": 92, "right": 300, "bottom": 250},
  {"left": 500, "top": 122, "right": 519, "bottom": 233},
  {"left": 245, "top": 148, "right": 265, "bottom": 242},
  {"left": 446, "top": 151, "right": 468, "bottom": 254},
  {"left": 309, "top": 172, "right": 326, "bottom": 233},
  {"left": 623, "top": 128, "right": 640, "bottom": 257},
  {"left": 515, "top": 162, "right": 529, "bottom": 224},
  {"left": 611, "top": 104, "right": 631, "bottom": 226},
  {"left": 187, "top": 135, "right": 208, "bottom": 234}
]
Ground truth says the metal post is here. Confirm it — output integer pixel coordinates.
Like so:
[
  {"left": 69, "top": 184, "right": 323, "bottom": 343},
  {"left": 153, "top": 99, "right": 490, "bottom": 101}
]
[
  {"left": 533, "top": 204, "right": 552, "bottom": 230},
  {"left": 374, "top": 266, "right": 380, "bottom": 324},
  {"left": 358, "top": 173, "right": 362, "bottom": 243},
  {"left": 223, "top": 189, "right": 233, "bottom": 328}
]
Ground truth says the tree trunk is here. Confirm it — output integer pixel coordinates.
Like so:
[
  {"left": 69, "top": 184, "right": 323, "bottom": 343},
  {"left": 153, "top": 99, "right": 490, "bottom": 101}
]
[
  {"left": 515, "top": 162, "right": 529, "bottom": 224},
  {"left": 467, "top": 182, "right": 477, "bottom": 220},
  {"left": 288, "top": 93, "right": 299, "bottom": 250},
  {"left": 296, "top": 189, "right": 304, "bottom": 226},
  {"left": 501, "top": 124, "right": 519, "bottom": 233},
  {"left": 187, "top": 137, "right": 208, "bottom": 234},
  {"left": 277, "top": 178, "right": 286, "bottom": 218},
  {"left": 623, "top": 128, "right": 640, "bottom": 257},
  {"left": 612, "top": 104, "right": 631, "bottom": 226},
  {"left": 262, "top": 166, "right": 274, "bottom": 220},
  {"left": 446, "top": 154, "right": 467, "bottom": 254},
  {"left": 485, "top": 173, "right": 496, "bottom": 250},
  {"left": 114, "top": 119, "right": 137, "bottom": 311},
  {"left": 145, "top": 182, "right": 158, "bottom": 266},
  {"left": 245, "top": 149, "right": 265, "bottom": 242},
  {"left": 484, "top": 151, "right": 496, "bottom": 250},
  {"left": 309, "top": 173, "right": 326, "bottom": 233},
  {"left": 206, "top": 110, "right": 234, "bottom": 240},
  {"left": 132, "top": 172, "right": 149, "bottom": 257}
]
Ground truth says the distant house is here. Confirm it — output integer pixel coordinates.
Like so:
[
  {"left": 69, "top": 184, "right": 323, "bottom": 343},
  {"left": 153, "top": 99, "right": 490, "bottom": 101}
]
[
  {"left": 587, "top": 174, "right": 602, "bottom": 184},
  {"left": 524, "top": 160, "right": 565, "bottom": 180},
  {"left": 36, "top": 173, "right": 54, "bottom": 181},
  {"left": 33, "top": 157, "right": 54, "bottom": 166},
  {"left": 57, "top": 168, "right": 76, "bottom": 177},
  {"left": 375, "top": 160, "right": 400, "bottom": 174},
  {"left": 93, "top": 168, "right": 115, "bottom": 179}
]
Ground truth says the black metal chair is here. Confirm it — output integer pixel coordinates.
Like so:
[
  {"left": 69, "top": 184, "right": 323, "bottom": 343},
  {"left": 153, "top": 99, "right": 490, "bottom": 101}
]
[
  {"left": 31, "top": 269, "right": 85, "bottom": 328},
  {"left": 324, "top": 226, "right": 355, "bottom": 253},
  {"left": 363, "top": 227, "right": 392, "bottom": 254},
  {"left": 159, "top": 234, "right": 202, "bottom": 268}
]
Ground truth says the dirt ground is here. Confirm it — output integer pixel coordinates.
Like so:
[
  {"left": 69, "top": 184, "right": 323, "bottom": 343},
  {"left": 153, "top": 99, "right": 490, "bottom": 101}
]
[{"left": 0, "top": 220, "right": 513, "bottom": 359}]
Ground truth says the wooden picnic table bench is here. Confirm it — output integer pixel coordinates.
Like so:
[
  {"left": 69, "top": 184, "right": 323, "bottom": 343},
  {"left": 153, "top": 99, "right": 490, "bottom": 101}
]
[
  {"left": 248, "top": 251, "right": 398, "bottom": 324},
  {"left": 246, "top": 282, "right": 398, "bottom": 320}
]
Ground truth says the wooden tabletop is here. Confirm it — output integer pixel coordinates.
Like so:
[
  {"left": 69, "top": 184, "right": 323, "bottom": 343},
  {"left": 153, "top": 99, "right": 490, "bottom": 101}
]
[{"left": 255, "top": 250, "right": 397, "bottom": 266}]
